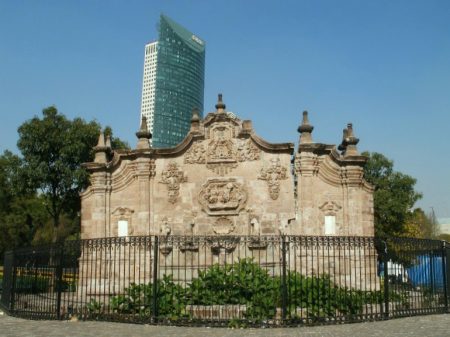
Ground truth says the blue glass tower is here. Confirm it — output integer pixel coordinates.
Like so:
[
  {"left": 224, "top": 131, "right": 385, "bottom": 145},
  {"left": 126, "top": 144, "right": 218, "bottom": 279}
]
[{"left": 140, "top": 14, "right": 205, "bottom": 148}]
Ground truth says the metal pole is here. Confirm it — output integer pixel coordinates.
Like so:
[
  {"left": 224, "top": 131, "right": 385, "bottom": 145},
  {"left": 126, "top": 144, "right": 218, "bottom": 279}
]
[
  {"left": 382, "top": 240, "right": 389, "bottom": 319},
  {"left": 281, "top": 235, "right": 288, "bottom": 321},
  {"left": 56, "top": 243, "right": 64, "bottom": 320},
  {"left": 152, "top": 236, "right": 159, "bottom": 322},
  {"left": 442, "top": 241, "right": 448, "bottom": 312}
]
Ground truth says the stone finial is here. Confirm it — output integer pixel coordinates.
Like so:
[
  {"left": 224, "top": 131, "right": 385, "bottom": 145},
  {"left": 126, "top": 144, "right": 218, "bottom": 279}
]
[
  {"left": 105, "top": 135, "right": 112, "bottom": 149},
  {"left": 215, "top": 93, "right": 226, "bottom": 113},
  {"left": 340, "top": 123, "right": 360, "bottom": 156},
  {"left": 190, "top": 107, "right": 201, "bottom": 132},
  {"left": 297, "top": 111, "right": 314, "bottom": 144},
  {"left": 338, "top": 127, "right": 348, "bottom": 152},
  {"left": 135, "top": 116, "right": 152, "bottom": 150},
  {"left": 94, "top": 132, "right": 108, "bottom": 163}
]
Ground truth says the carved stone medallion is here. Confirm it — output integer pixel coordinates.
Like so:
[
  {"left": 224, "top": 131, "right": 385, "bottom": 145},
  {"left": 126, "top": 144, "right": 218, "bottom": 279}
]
[
  {"left": 212, "top": 217, "right": 235, "bottom": 235},
  {"left": 198, "top": 178, "right": 247, "bottom": 216},
  {"left": 159, "top": 162, "right": 187, "bottom": 203},
  {"left": 258, "top": 158, "right": 288, "bottom": 200}
]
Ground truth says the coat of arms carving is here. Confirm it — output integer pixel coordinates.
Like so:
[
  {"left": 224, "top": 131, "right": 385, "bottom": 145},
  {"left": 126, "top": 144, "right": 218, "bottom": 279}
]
[{"left": 198, "top": 178, "right": 247, "bottom": 215}]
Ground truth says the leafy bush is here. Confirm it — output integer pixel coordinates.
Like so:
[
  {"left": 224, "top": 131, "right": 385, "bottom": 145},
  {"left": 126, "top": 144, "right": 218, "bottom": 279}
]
[
  {"left": 107, "top": 259, "right": 385, "bottom": 322},
  {"left": 110, "top": 274, "right": 186, "bottom": 319},
  {"left": 188, "top": 258, "right": 278, "bottom": 320},
  {"left": 14, "top": 275, "right": 50, "bottom": 293}
]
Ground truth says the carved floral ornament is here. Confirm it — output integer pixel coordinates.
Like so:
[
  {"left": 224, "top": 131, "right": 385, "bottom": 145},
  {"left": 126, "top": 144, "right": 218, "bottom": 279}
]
[
  {"left": 198, "top": 178, "right": 247, "bottom": 216},
  {"left": 258, "top": 157, "right": 288, "bottom": 200},
  {"left": 184, "top": 142, "right": 206, "bottom": 164},
  {"left": 159, "top": 162, "right": 187, "bottom": 204}
]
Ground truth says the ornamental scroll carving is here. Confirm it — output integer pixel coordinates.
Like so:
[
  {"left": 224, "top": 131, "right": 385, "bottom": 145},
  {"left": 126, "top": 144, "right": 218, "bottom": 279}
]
[
  {"left": 198, "top": 178, "right": 247, "bottom": 216},
  {"left": 237, "top": 139, "right": 260, "bottom": 162},
  {"left": 319, "top": 198, "right": 342, "bottom": 215},
  {"left": 159, "top": 162, "right": 187, "bottom": 203},
  {"left": 184, "top": 142, "right": 206, "bottom": 164},
  {"left": 258, "top": 158, "right": 288, "bottom": 200}
]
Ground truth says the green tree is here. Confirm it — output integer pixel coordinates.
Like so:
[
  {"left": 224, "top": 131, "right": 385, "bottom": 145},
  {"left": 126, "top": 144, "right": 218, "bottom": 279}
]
[
  {"left": 0, "top": 151, "right": 49, "bottom": 260},
  {"left": 16, "top": 106, "right": 129, "bottom": 241},
  {"left": 403, "top": 208, "right": 438, "bottom": 239},
  {"left": 362, "top": 152, "right": 422, "bottom": 237}
]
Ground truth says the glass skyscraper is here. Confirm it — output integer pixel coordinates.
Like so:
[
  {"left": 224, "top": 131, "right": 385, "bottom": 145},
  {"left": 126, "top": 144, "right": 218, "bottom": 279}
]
[{"left": 140, "top": 14, "right": 205, "bottom": 148}]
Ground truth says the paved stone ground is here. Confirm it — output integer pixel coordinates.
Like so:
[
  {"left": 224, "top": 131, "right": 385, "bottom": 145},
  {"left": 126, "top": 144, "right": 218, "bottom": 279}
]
[{"left": 0, "top": 312, "right": 449, "bottom": 337}]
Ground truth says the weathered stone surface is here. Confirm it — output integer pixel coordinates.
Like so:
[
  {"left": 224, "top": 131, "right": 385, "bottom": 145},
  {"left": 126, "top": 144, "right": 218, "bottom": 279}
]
[{"left": 79, "top": 97, "right": 376, "bottom": 293}]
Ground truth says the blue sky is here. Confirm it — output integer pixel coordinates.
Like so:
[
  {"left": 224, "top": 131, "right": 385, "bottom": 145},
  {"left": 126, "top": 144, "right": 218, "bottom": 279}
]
[{"left": 0, "top": 0, "right": 449, "bottom": 218}]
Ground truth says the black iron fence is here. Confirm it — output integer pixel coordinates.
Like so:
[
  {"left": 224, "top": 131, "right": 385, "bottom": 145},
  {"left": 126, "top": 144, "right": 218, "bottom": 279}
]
[{"left": 1, "top": 235, "right": 449, "bottom": 327}]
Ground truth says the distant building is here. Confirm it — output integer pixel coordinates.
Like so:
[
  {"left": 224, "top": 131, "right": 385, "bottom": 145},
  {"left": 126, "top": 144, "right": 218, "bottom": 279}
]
[
  {"left": 140, "top": 14, "right": 205, "bottom": 148},
  {"left": 438, "top": 218, "right": 450, "bottom": 234}
]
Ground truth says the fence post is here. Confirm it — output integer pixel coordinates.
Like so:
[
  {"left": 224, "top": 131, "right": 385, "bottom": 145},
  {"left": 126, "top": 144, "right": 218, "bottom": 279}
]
[
  {"left": 5, "top": 250, "right": 16, "bottom": 313},
  {"left": 442, "top": 241, "right": 449, "bottom": 312},
  {"left": 152, "top": 236, "right": 159, "bottom": 322},
  {"left": 55, "top": 242, "right": 64, "bottom": 320},
  {"left": 280, "top": 235, "right": 288, "bottom": 321},
  {"left": 382, "top": 240, "right": 389, "bottom": 319}
]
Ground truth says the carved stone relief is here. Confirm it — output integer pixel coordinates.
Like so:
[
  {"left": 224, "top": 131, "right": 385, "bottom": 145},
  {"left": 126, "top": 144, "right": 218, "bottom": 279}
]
[
  {"left": 206, "top": 124, "right": 237, "bottom": 175},
  {"left": 237, "top": 139, "right": 260, "bottom": 162},
  {"left": 319, "top": 199, "right": 342, "bottom": 215},
  {"left": 258, "top": 158, "right": 288, "bottom": 200},
  {"left": 209, "top": 237, "right": 240, "bottom": 255},
  {"left": 159, "top": 162, "right": 187, "bottom": 203},
  {"left": 201, "top": 123, "right": 260, "bottom": 175},
  {"left": 184, "top": 142, "right": 206, "bottom": 164},
  {"left": 213, "top": 217, "right": 235, "bottom": 235},
  {"left": 198, "top": 178, "right": 247, "bottom": 216}
]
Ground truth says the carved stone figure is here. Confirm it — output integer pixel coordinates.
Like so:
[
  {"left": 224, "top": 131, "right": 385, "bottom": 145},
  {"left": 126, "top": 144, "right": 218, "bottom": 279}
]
[
  {"left": 258, "top": 157, "right": 288, "bottom": 200},
  {"left": 159, "top": 162, "right": 187, "bottom": 203},
  {"left": 198, "top": 178, "right": 247, "bottom": 215}
]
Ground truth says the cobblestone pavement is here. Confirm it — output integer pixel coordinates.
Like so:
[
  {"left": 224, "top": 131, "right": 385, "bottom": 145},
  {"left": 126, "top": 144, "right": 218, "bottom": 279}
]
[{"left": 0, "top": 312, "right": 449, "bottom": 337}]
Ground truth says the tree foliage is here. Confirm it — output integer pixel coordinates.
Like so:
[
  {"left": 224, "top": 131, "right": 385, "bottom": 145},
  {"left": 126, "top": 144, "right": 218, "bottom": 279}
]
[
  {"left": 17, "top": 107, "right": 101, "bottom": 233},
  {"left": 0, "top": 106, "right": 129, "bottom": 258},
  {"left": 362, "top": 152, "right": 423, "bottom": 237}
]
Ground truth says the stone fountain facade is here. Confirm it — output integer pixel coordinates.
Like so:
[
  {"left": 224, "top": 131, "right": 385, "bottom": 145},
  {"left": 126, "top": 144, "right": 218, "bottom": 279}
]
[
  {"left": 78, "top": 95, "right": 377, "bottom": 295},
  {"left": 81, "top": 95, "right": 373, "bottom": 239}
]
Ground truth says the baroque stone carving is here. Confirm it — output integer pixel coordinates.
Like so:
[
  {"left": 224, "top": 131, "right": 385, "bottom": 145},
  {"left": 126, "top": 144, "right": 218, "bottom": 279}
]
[
  {"left": 159, "top": 162, "right": 187, "bottom": 203},
  {"left": 184, "top": 142, "right": 206, "bottom": 164},
  {"left": 198, "top": 178, "right": 247, "bottom": 216},
  {"left": 319, "top": 199, "right": 342, "bottom": 215},
  {"left": 111, "top": 207, "right": 134, "bottom": 218},
  {"left": 206, "top": 124, "right": 238, "bottom": 175},
  {"left": 258, "top": 158, "right": 288, "bottom": 200},
  {"left": 237, "top": 139, "right": 260, "bottom": 162},
  {"left": 213, "top": 217, "right": 235, "bottom": 235},
  {"left": 208, "top": 237, "right": 240, "bottom": 254}
]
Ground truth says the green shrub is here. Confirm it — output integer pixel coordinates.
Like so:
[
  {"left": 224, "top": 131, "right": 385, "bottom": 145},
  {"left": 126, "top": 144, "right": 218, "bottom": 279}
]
[
  {"left": 108, "top": 259, "right": 387, "bottom": 322},
  {"left": 14, "top": 275, "right": 50, "bottom": 293},
  {"left": 188, "top": 258, "right": 278, "bottom": 320},
  {"left": 110, "top": 274, "right": 186, "bottom": 319}
]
